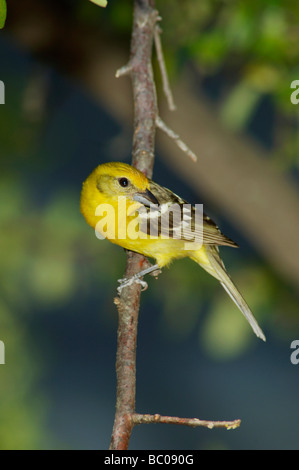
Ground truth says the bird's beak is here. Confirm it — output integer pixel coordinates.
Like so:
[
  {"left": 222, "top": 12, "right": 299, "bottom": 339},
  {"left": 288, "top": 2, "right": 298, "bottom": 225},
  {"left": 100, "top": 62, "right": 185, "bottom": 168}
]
[{"left": 133, "top": 188, "right": 159, "bottom": 207}]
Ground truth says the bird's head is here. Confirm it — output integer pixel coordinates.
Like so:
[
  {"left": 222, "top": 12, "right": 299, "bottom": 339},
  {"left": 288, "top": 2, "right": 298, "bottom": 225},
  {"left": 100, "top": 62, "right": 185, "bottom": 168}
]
[{"left": 80, "top": 162, "right": 159, "bottom": 229}]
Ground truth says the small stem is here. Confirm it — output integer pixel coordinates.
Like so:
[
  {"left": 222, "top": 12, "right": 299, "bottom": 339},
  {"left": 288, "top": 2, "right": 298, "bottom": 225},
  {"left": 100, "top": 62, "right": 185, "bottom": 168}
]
[
  {"left": 133, "top": 413, "right": 241, "bottom": 430},
  {"left": 156, "top": 116, "right": 198, "bottom": 162},
  {"left": 154, "top": 25, "right": 176, "bottom": 111},
  {"left": 115, "top": 63, "right": 132, "bottom": 78}
]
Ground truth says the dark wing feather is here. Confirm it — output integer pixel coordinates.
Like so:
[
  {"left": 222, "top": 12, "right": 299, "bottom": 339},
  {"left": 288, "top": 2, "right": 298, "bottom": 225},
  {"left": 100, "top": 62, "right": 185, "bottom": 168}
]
[{"left": 137, "top": 180, "right": 238, "bottom": 247}]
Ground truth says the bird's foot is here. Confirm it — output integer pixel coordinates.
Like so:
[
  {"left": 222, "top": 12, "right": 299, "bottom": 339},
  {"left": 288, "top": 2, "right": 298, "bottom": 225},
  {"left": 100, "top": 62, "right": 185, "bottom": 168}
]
[
  {"left": 117, "top": 275, "right": 148, "bottom": 294},
  {"left": 117, "top": 263, "right": 161, "bottom": 295}
]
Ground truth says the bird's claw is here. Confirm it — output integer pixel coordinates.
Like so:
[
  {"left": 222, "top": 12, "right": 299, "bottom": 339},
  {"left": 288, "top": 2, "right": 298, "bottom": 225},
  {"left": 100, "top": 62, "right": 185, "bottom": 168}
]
[{"left": 117, "top": 276, "right": 148, "bottom": 294}]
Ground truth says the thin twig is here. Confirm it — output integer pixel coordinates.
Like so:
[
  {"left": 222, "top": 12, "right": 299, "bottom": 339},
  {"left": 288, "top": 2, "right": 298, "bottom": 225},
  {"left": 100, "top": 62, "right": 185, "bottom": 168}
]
[
  {"left": 154, "top": 25, "right": 176, "bottom": 111},
  {"left": 133, "top": 413, "right": 241, "bottom": 430},
  {"left": 115, "top": 63, "right": 132, "bottom": 78},
  {"left": 156, "top": 116, "right": 198, "bottom": 162}
]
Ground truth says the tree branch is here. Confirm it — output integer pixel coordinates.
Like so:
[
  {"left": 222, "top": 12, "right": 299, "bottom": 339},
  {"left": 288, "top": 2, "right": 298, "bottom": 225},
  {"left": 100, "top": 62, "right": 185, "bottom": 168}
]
[
  {"left": 109, "top": 0, "right": 159, "bottom": 450},
  {"left": 109, "top": 0, "right": 241, "bottom": 450}
]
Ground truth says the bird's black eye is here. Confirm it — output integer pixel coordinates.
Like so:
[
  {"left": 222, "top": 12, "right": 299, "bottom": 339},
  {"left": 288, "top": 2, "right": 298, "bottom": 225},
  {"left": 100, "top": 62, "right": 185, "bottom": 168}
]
[{"left": 118, "top": 177, "right": 129, "bottom": 188}]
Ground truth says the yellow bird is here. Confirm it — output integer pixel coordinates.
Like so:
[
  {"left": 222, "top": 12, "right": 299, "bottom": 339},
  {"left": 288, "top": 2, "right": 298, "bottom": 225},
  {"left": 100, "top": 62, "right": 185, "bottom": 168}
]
[{"left": 80, "top": 162, "right": 265, "bottom": 341}]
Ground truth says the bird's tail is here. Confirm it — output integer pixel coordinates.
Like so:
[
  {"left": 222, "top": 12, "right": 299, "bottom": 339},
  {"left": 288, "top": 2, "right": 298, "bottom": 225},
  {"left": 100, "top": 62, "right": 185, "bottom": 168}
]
[{"left": 191, "top": 246, "right": 266, "bottom": 342}]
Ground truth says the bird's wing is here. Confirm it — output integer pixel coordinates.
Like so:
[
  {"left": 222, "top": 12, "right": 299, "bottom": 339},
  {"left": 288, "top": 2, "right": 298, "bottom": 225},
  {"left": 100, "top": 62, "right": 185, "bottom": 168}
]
[{"left": 137, "top": 180, "right": 238, "bottom": 248}]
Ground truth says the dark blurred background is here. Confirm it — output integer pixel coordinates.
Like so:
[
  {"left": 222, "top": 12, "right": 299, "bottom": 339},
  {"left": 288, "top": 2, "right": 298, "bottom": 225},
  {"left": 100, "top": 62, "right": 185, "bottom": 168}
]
[{"left": 0, "top": 0, "right": 299, "bottom": 449}]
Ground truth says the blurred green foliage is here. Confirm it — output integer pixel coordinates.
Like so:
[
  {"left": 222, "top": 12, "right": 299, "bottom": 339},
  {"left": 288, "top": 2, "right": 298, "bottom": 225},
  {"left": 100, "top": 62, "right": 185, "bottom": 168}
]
[
  {"left": 0, "top": 0, "right": 6, "bottom": 29},
  {"left": 156, "top": 0, "right": 299, "bottom": 163},
  {"left": 148, "top": 253, "right": 299, "bottom": 359},
  {"left": 0, "top": 171, "right": 122, "bottom": 448}
]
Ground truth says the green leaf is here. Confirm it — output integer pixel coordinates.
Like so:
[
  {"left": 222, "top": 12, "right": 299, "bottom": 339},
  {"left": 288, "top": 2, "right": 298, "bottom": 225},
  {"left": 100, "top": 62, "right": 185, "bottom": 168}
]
[
  {"left": 0, "top": 0, "right": 7, "bottom": 29},
  {"left": 89, "top": 0, "right": 108, "bottom": 7}
]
